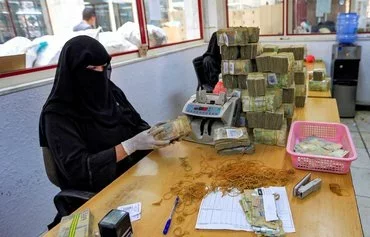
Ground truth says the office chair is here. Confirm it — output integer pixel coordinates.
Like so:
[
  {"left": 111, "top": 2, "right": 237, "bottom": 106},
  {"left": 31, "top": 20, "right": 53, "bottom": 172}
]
[
  {"left": 192, "top": 56, "right": 214, "bottom": 93},
  {"left": 42, "top": 147, "right": 95, "bottom": 228}
]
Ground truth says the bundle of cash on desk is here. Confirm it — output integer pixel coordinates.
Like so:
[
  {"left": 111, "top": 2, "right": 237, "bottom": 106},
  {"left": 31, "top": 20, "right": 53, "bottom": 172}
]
[
  {"left": 294, "top": 136, "right": 349, "bottom": 158},
  {"left": 240, "top": 190, "right": 285, "bottom": 237},
  {"left": 214, "top": 127, "right": 255, "bottom": 155},
  {"left": 152, "top": 116, "right": 192, "bottom": 142}
]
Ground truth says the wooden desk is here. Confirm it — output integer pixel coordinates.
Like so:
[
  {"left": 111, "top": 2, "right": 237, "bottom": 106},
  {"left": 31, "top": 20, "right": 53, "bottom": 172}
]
[
  {"left": 46, "top": 98, "right": 362, "bottom": 237},
  {"left": 305, "top": 61, "right": 332, "bottom": 98}
]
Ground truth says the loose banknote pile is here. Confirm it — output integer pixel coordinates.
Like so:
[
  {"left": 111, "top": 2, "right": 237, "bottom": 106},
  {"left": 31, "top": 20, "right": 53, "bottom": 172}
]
[
  {"left": 294, "top": 136, "right": 349, "bottom": 158},
  {"left": 214, "top": 127, "right": 255, "bottom": 155},
  {"left": 152, "top": 116, "right": 192, "bottom": 142},
  {"left": 240, "top": 190, "right": 285, "bottom": 237}
]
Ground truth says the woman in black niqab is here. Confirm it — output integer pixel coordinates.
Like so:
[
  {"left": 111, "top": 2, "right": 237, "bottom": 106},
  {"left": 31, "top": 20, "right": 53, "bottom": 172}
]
[{"left": 39, "top": 36, "right": 169, "bottom": 194}]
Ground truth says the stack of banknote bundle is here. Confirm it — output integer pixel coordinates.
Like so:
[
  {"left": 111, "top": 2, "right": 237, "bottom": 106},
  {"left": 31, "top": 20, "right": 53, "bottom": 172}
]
[
  {"left": 221, "top": 46, "right": 239, "bottom": 60},
  {"left": 242, "top": 89, "right": 282, "bottom": 113},
  {"left": 253, "top": 119, "right": 288, "bottom": 147},
  {"left": 271, "top": 52, "right": 295, "bottom": 74},
  {"left": 248, "top": 27, "right": 260, "bottom": 43},
  {"left": 265, "top": 73, "right": 293, "bottom": 89},
  {"left": 309, "top": 77, "right": 331, "bottom": 91},
  {"left": 152, "top": 116, "right": 192, "bottom": 141},
  {"left": 240, "top": 43, "right": 262, "bottom": 59},
  {"left": 222, "top": 60, "right": 253, "bottom": 75},
  {"left": 256, "top": 52, "right": 277, "bottom": 72},
  {"left": 214, "top": 127, "right": 255, "bottom": 155},
  {"left": 313, "top": 69, "right": 325, "bottom": 81},
  {"left": 246, "top": 107, "right": 284, "bottom": 130},
  {"left": 247, "top": 72, "right": 266, "bottom": 96},
  {"left": 278, "top": 45, "right": 306, "bottom": 60},
  {"left": 262, "top": 44, "right": 279, "bottom": 53},
  {"left": 282, "top": 84, "right": 295, "bottom": 103}
]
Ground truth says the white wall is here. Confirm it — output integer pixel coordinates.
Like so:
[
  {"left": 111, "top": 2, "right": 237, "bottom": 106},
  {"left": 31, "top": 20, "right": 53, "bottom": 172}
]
[
  {"left": 262, "top": 39, "right": 370, "bottom": 105},
  {"left": 0, "top": 45, "right": 206, "bottom": 237}
]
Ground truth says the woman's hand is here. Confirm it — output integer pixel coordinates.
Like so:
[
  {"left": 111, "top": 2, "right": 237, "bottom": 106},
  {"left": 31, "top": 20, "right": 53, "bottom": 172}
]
[{"left": 121, "top": 128, "right": 170, "bottom": 155}]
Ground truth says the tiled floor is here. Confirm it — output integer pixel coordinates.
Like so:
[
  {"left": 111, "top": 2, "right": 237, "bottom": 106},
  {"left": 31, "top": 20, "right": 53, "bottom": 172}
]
[{"left": 341, "top": 111, "right": 370, "bottom": 237}]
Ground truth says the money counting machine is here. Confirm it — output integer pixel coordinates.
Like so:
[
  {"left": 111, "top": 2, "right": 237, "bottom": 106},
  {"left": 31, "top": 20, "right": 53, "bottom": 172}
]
[{"left": 182, "top": 90, "right": 241, "bottom": 145}]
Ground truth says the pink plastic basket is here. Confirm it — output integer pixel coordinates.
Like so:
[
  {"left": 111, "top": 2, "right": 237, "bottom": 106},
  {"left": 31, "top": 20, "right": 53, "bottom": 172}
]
[{"left": 286, "top": 121, "right": 357, "bottom": 174}]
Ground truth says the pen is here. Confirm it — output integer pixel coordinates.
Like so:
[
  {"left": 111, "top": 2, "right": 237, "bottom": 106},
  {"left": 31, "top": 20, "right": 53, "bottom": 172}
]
[{"left": 162, "top": 196, "right": 180, "bottom": 235}]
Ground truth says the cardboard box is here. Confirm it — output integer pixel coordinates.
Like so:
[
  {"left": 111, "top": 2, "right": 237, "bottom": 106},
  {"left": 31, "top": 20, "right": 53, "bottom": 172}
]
[{"left": 0, "top": 54, "right": 26, "bottom": 73}]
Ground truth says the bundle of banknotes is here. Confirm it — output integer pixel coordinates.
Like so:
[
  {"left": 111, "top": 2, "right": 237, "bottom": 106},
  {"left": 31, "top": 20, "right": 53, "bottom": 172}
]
[
  {"left": 295, "top": 96, "right": 306, "bottom": 108},
  {"left": 223, "top": 75, "right": 248, "bottom": 89},
  {"left": 278, "top": 45, "right": 307, "bottom": 60},
  {"left": 240, "top": 43, "right": 263, "bottom": 59},
  {"left": 283, "top": 103, "right": 295, "bottom": 119},
  {"left": 246, "top": 107, "right": 284, "bottom": 130},
  {"left": 309, "top": 77, "right": 331, "bottom": 91},
  {"left": 294, "top": 136, "right": 349, "bottom": 158},
  {"left": 152, "top": 116, "right": 192, "bottom": 141},
  {"left": 242, "top": 89, "right": 282, "bottom": 113},
  {"left": 266, "top": 73, "right": 293, "bottom": 89},
  {"left": 294, "top": 68, "right": 306, "bottom": 85},
  {"left": 262, "top": 44, "right": 279, "bottom": 53},
  {"left": 247, "top": 72, "right": 266, "bottom": 96},
  {"left": 214, "top": 127, "right": 255, "bottom": 155},
  {"left": 253, "top": 119, "right": 287, "bottom": 147},
  {"left": 222, "top": 60, "right": 253, "bottom": 75},
  {"left": 313, "top": 69, "right": 325, "bottom": 81},
  {"left": 221, "top": 46, "right": 239, "bottom": 60},
  {"left": 248, "top": 27, "right": 260, "bottom": 43},
  {"left": 271, "top": 52, "right": 295, "bottom": 74},
  {"left": 293, "top": 60, "right": 304, "bottom": 71},
  {"left": 282, "top": 84, "right": 295, "bottom": 103},
  {"left": 217, "top": 27, "right": 260, "bottom": 46},
  {"left": 295, "top": 84, "right": 307, "bottom": 97},
  {"left": 240, "top": 190, "right": 285, "bottom": 237},
  {"left": 256, "top": 52, "right": 277, "bottom": 72}
]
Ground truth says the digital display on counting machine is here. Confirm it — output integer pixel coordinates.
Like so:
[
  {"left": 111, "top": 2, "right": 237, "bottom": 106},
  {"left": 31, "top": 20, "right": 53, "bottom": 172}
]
[{"left": 194, "top": 107, "right": 208, "bottom": 111}]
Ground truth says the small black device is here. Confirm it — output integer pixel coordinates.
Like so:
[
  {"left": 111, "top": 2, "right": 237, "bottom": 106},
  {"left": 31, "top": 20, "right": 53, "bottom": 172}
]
[{"left": 98, "top": 209, "right": 133, "bottom": 237}]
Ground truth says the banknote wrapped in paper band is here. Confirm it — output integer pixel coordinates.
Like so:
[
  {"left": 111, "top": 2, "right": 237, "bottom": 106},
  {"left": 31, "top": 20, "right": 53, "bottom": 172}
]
[
  {"left": 217, "top": 28, "right": 248, "bottom": 46},
  {"left": 256, "top": 52, "right": 277, "bottom": 72},
  {"left": 271, "top": 52, "right": 295, "bottom": 74},
  {"left": 246, "top": 107, "right": 284, "bottom": 130},
  {"left": 283, "top": 103, "right": 295, "bottom": 118},
  {"left": 253, "top": 119, "right": 287, "bottom": 147},
  {"left": 222, "top": 60, "right": 253, "bottom": 75},
  {"left": 240, "top": 43, "right": 262, "bottom": 59},
  {"left": 223, "top": 75, "right": 248, "bottom": 89},
  {"left": 247, "top": 72, "right": 266, "bottom": 96},
  {"left": 248, "top": 27, "right": 260, "bottom": 43},
  {"left": 221, "top": 46, "right": 239, "bottom": 60},
  {"left": 313, "top": 69, "right": 325, "bottom": 81},
  {"left": 262, "top": 44, "right": 279, "bottom": 53},
  {"left": 278, "top": 45, "right": 307, "bottom": 60},
  {"left": 214, "top": 127, "right": 255, "bottom": 155},
  {"left": 265, "top": 73, "right": 293, "bottom": 89},
  {"left": 242, "top": 89, "right": 282, "bottom": 112},
  {"left": 294, "top": 68, "right": 306, "bottom": 85},
  {"left": 309, "top": 77, "right": 331, "bottom": 91},
  {"left": 295, "top": 96, "right": 306, "bottom": 107},
  {"left": 295, "top": 84, "right": 307, "bottom": 97},
  {"left": 282, "top": 84, "right": 295, "bottom": 103},
  {"left": 151, "top": 116, "right": 192, "bottom": 141}
]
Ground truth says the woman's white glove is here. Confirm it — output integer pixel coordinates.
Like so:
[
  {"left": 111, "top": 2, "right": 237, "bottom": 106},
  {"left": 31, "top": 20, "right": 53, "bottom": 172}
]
[{"left": 121, "top": 128, "right": 170, "bottom": 155}]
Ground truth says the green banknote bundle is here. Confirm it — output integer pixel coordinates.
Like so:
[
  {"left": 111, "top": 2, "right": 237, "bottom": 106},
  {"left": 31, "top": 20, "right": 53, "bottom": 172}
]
[
  {"left": 222, "top": 60, "right": 253, "bottom": 75},
  {"left": 223, "top": 75, "right": 248, "bottom": 89},
  {"left": 240, "top": 190, "right": 285, "bottom": 237},
  {"left": 153, "top": 116, "right": 192, "bottom": 141},
  {"left": 247, "top": 72, "right": 266, "bottom": 96},
  {"left": 214, "top": 127, "right": 255, "bottom": 155},
  {"left": 309, "top": 77, "right": 331, "bottom": 91},
  {"left": 294, "top": 68, "right": 306, "bottom": 85},
  {"left": 313, "top": 69, "right": 325, "bottom": 81},
  {"left": 256, "top": 52, "right": 277, "bottom": 72},
  {"left": 262, "top": 44, "right": 279, "bottom": 53},
  {"left": 221, "top": 46, "right": 239, "bottom": 60},
  {"left": 271, "top": 52, "right": 294, "bottom": 73},
  {"left": 266, "top": 73, "right": 293, "bottom": 89},
  {"left": 282, "top": 84, "right": 295, "bottom": 103},
  {"left": 295, "top": 84, "right": 307, "bottom": 97},
  {"left": 283, "top": 103, "right": 295, "bottom": 119},
  {"left": 295, "top": 96, "right": 306, "bottom": 108},
  {"left": 248, "top": 27, "right": 260, "bottom": 43},
  {"left": 253, "top": 119, "right": 287, "bottom": 146},
  {"left": 242, "top": 89, "right": 282, "bottom": 113},
  {"left": 293, "top": 60, "right": 304, "bottom": 71},
  {"left": 240, "top": 43, "right": 262, "bottom": 59},
  {"left": 278, "top": 45, "right": 306, "bottom": 60},
  {"left": 246, "top": 107, "right": 284, "bottom": 130}
]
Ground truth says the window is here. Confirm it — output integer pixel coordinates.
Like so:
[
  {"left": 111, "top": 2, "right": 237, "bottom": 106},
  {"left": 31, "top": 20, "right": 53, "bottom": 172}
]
[
  {"left": 288, "top": 0, "right": 350, "bottom": 35},
  {"left": 0, "top": 0, "right": 203, "bottom": 76},
  {"left": 352, "top": 0, "right": 370, "bottom": 33},
  {"left": 227, "top": 0, "right": 284, "bottom": 36},
  {"left": 143, "top": 0, "right": 202, "bottom": 48}
]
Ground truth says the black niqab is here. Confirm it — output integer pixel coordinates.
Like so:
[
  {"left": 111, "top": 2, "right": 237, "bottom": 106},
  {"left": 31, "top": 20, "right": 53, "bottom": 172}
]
[{"left": 39, "top": 36, "right": 140, "bottom": 147}]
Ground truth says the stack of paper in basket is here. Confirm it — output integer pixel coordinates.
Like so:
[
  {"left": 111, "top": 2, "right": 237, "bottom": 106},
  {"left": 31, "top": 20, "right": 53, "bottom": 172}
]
[
  {"left": 217, "top": 27, "right": 261, "bottom": 90},
  {"left": 214, "top": 127, "right": 255, "bottom": 155}
]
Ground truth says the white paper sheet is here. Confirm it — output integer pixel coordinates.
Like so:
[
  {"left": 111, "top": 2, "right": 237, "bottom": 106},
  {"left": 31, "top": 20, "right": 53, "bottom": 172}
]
[
  {"left": 117, "top": 202, "right": 142, "bottom": 222},
  {"left": 195, "top": 187, "right": 295, "bottom": 233}
]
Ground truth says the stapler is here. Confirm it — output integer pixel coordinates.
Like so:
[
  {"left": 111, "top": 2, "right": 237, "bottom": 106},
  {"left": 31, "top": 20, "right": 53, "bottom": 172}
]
[{"left": 293, "top": 173, "right": 322, "bottom": 199}]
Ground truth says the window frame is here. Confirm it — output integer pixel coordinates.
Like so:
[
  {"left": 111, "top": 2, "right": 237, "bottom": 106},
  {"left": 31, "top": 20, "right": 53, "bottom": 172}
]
[
  {"left": 226, "top": 0, "right": 286, "bottom": 37},
  {"left": 0, "top": 0, "right": 204, "bottom": 79},
  {"left": 141, "top": 0, "right": 203, "bottom": 50}
]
